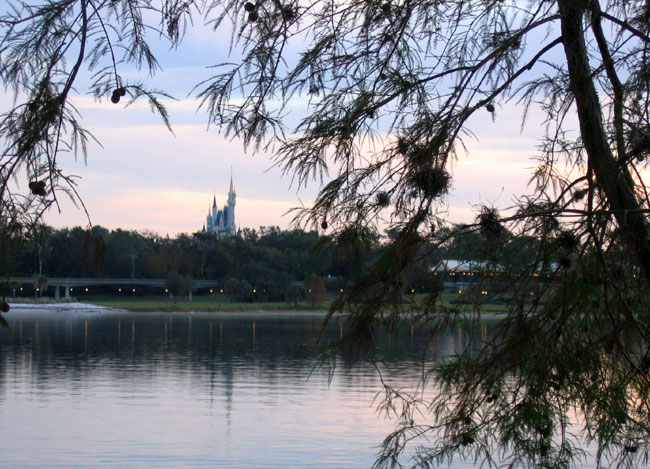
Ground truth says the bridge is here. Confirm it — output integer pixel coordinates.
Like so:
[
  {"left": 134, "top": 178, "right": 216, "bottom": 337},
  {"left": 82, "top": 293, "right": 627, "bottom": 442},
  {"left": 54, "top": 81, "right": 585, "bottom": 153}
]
[{"left": 11, "top": 277, "right": 220, "bottom": 300}]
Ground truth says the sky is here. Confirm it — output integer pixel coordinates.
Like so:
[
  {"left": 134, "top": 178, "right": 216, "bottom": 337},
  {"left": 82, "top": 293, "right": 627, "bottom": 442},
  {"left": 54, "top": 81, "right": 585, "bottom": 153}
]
[
  {"left": 43, "top": 94, "right": 540, "bottom": 236},
  {"left": 8, "top": 7, "right": 549, "bottom": 237}
]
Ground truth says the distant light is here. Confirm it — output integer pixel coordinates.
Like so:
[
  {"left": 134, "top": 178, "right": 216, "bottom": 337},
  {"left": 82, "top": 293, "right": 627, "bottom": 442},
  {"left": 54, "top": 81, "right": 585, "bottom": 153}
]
[
  {"left": 530, "top": 291, "right": 535, "bottom": 296},
  {"left": 132, "top": 288, "right": 136, "bottom": 293},
  {"left": 85, "top": 288, "right": 88, "bottom": 292},
  {"left": 458, "top": 290, "right": 463, "bottom": 294},
  {"left": 19, "top": 287, "right": 23, "bottom": 291},
  {"left": 411, "top": 289, "right": 415, "bottom": 293},
  {"left": 220, "top": 289, "right": 224, "bottom": 293},
  {"left": 340, "top": 288, "right": 344, "bottom": 293},
  {"left": 118, "top": 288, "right": 122, "bottom": 292},
  {"left": 253, "top": 289, "right": 256, "bottom": 293},
  {"left": 164, "top": 288, "right": 168, "bottom": 293},
  {"left": 209, "top": 289, "right": 213, "bottom": 293}
]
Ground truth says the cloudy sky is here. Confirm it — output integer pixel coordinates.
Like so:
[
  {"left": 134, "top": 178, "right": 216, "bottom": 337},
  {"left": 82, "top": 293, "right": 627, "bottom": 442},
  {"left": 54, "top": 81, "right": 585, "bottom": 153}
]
[{"left": 30, "top": 12, "right": 546, "bottom": 236}]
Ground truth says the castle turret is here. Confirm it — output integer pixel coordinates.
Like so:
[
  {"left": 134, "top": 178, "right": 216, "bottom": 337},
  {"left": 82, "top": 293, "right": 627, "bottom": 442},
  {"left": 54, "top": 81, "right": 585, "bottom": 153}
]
[
  {"left": 227, "top": 173, "right": 236, "bottom": 234},
  {"left": 201, "top": 176, "right": 237, "bottom": 235},
  {"left": 206, "top": 205, "right": 213, "bottom": 233}
]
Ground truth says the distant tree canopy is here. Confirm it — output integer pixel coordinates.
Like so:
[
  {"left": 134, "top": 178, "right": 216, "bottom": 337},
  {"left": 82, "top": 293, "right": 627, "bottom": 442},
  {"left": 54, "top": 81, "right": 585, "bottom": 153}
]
[
  {"left": 284, "top": 284, "right": 305, "bottom": 307},
  {"left": 164, "top": 271, "right": 189, "bottom": 301},
  {"left": 13, "top": 222, "right": 544, "bottom": 282},
  {"left": 303, "top": 273, "right": 326, "bottom": 306},
  {"left": 3, "top": 1, "right": 650, "bottom": 467},
  {"left": 30, "top": 273, "right": 47, "bottom": 298},
  {"left": 12, "top": 226, "right": 358, "bottom": 301}
]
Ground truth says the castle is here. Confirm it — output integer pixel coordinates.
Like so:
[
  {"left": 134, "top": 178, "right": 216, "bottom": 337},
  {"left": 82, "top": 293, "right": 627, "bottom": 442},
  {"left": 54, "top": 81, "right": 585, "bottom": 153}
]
[{"left": 203, "top": 175, "right": 237, "bottom": 235}]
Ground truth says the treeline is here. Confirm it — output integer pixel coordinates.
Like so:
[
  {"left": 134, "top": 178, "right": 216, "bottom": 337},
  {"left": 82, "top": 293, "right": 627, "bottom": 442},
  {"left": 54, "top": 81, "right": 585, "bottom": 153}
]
[
  {"left": 9, "top": 223, "right": 549, "bottom": 302},
  {"left": 12, "top": 225, "right": 364, "bottom": 301}
]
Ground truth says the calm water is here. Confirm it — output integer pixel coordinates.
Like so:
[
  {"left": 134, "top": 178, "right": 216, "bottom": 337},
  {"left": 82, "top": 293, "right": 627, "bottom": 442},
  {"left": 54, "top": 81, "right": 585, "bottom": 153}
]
[{"left": 0, "top": 306, "right": 464, "bottom": 468}]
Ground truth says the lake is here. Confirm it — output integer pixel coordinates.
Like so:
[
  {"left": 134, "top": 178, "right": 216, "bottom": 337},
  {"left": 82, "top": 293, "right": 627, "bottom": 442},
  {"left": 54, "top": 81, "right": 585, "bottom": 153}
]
[
  {"left": 2, "top": 305, "right": 634, "bottom": 468},
  {"left": 0, "top": 305, "right": 470, "bottom": 468}
]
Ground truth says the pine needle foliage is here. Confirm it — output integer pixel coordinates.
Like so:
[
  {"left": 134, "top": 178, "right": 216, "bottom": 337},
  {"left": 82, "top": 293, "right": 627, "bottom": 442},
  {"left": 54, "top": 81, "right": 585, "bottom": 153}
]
[{"left": 3, "top": 0, "right": 650, "bottom": 466}]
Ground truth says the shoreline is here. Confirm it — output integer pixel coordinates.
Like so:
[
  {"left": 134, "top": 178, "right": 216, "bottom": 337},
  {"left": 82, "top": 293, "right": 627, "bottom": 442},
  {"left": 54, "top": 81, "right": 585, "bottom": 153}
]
[
  {"left": 5, "top": 300, "right": 330, "bottom": 315},
  {"left": 3, "top": 300, "right": 510, "bottom": 320}
]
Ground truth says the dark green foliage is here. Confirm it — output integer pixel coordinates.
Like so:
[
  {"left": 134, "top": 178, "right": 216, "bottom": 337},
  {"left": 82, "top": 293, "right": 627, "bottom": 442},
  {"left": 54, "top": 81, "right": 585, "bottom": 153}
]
[
  {"left": 224, "top": 277, "right": 252, "bottom": 302},
  {"left": 0, "top": 281, "right": 20, "bottom": 298},
  {"left": 477, "top": 207, "right": 505, "bottom": 242},
  {"left": 304, "top": 273, "right": 326, "bottom": 306},
  {"left": 164, "top": 271, "right": 189, "bottom": 300},
  {"left": 409, "top": 167, "right": 451, "bottom": 200},
  {"left": 30, "top": 273, "right": 47, "bottom": 297},
  {"left": 285, "top": 284, "right": 304, "bottom": 307},
  {"left": 3, "top": 1, "right": 650, "bottom": 467},
  {"left": 13, "top": 225, "right": 361, "bottom": 302},
  {"left": 14, "top": 225, "right": 339, "bottom": 278}
]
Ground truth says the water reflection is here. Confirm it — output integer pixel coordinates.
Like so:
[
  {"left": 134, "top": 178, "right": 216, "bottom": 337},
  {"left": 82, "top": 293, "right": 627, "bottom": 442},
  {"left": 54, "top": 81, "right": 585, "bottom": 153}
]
[{"left": 0, "top": 309, "right": 490, "bottom": 468}]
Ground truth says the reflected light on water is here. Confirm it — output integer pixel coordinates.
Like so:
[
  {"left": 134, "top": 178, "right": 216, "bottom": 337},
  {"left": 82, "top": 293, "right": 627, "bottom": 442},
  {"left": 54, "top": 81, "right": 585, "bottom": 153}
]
[
  {"left": 1, "top": 309, "right": 610, "bottom": 469},
  {"left": 0, "top": 310, "right": 441, "bottom": 468}
]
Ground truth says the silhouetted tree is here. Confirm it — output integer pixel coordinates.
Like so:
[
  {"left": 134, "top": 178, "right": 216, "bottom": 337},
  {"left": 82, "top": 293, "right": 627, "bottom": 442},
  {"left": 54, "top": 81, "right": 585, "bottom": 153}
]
[
  {"left": 164, "top": 271, "right": 189, "bottom": 303},
  {"left": 30, "top": 273, "right": 47, "bottom": 298},
  {"left": 3, "top": 1, "right": 650, "bottom": 467},
  {"left": 303, "top": 273, "right": 326, "bottom": 307},
  {"left": 285, "top": 285, "right": 304, "bottom": 308}
]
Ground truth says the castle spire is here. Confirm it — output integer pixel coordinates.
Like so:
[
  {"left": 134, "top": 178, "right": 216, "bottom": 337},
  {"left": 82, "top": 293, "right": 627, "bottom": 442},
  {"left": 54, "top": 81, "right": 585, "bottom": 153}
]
[{"left": 203, "top": 178, "right": 236, "bottom": 235}]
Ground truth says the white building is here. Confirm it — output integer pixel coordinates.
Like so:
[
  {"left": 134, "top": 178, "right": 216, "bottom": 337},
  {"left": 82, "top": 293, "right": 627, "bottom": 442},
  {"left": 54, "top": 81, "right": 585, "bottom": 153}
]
[{"left": 203, "top": 175, "right": 236, "bottom": 235}]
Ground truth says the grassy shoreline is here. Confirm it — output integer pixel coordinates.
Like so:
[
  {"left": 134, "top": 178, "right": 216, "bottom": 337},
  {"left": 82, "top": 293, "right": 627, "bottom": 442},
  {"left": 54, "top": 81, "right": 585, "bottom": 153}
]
[
  {"left": 78, "top": 296, "right": 329, "bottom": 312},
  {"left": 5, "top": 294, "right": 516, "bottom": 314}
]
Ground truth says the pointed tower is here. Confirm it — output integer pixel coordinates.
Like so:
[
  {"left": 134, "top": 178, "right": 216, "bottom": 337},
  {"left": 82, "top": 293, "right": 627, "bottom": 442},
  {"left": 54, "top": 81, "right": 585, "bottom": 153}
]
[
  {"left": 201, "top": 176, "right": 238, "bottom": 235},
  {"left": 206, "top": 204, "right": 214, "bottom": 233},
  {"left": 227, "top": 171, "right": 236, "bottom": 234}
]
